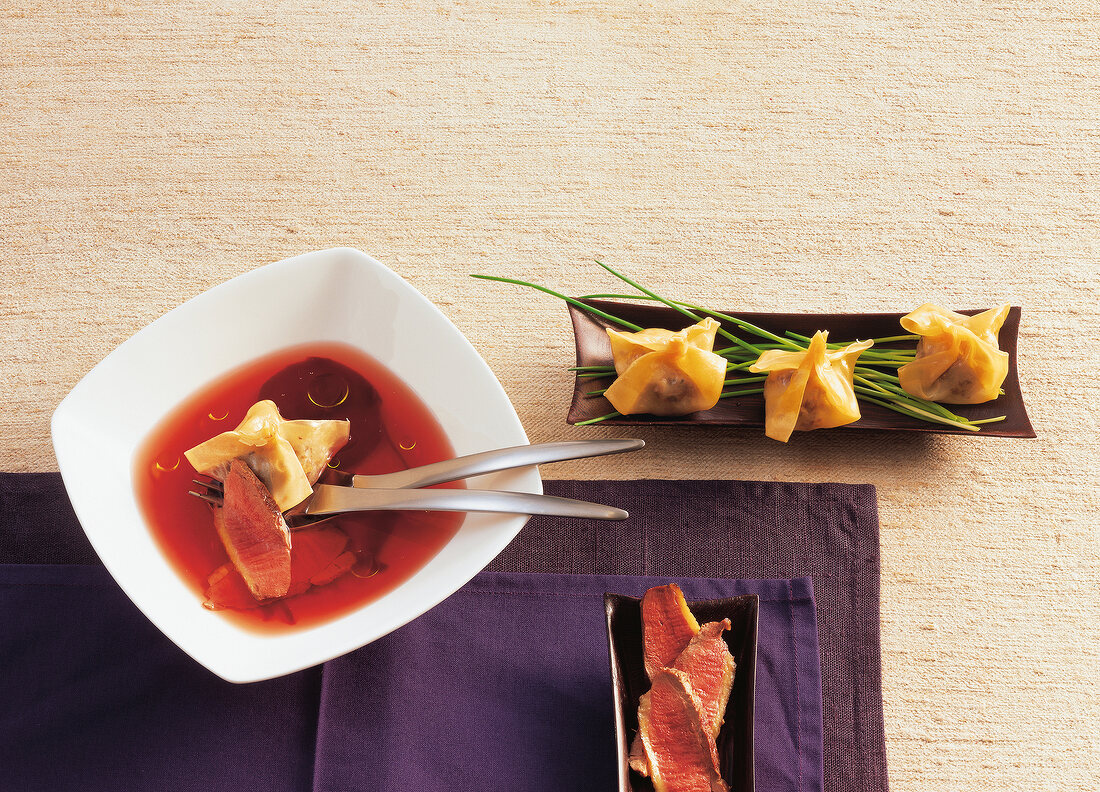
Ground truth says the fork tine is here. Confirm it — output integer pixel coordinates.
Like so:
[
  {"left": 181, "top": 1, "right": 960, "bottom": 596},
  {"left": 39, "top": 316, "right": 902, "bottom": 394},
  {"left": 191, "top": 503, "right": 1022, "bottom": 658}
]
[
  {"left": 192, "top": 477, "right": 223, "bottom": 492},
  {"left": 188, "top": 490, "right": 223, "bottom": 506}
]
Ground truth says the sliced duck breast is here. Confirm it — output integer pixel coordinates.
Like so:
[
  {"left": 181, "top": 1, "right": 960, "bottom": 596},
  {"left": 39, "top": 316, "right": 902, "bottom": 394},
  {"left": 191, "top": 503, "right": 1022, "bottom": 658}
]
[
  {"left": 636, "top": 668, "right": 729, "bottom": 792},
  {"left": 213, "top": 458, "right": 292, "bottom": 601}
]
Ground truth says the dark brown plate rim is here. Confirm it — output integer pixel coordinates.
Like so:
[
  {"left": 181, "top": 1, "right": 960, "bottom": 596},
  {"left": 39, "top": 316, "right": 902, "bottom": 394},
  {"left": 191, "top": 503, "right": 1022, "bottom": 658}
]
[
  {"left": 568, "top": 300, "right": 1035, "bottom": 437},
  {"left": 605, "top": 592, "right": 759, "bottom": 792}
]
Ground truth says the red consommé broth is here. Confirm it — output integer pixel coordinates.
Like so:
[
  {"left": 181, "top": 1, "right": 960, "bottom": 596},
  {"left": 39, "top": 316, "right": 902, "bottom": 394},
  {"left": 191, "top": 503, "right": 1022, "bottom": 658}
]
[{"left": 133, "top": 342, "right": 463, "bottom": 633}]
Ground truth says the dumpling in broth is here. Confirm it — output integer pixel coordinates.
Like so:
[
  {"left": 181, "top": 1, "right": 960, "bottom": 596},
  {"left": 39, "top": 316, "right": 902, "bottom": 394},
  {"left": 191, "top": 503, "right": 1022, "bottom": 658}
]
[
  {"left": 897, "top": 304, "right": 1009, "bottom": 404},
  {"left": 607, "top": 318, "right": 720, "bottom": 375},
  {"left": 185, "top": 400, "right": 350, "bottom": 511},
  {"left": 749, "top": 331, "right": 872, "bottom": 443},
  {"left": 604, "top": 338, "right": 727, "bottom": 417}
]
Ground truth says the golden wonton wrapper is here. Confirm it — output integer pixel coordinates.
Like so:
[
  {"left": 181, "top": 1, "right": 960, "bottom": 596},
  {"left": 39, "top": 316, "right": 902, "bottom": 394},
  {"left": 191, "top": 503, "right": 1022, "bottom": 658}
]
[
  {"left": 184, "top": 400, "right": 350, "bottom": 511},
  {"left": 607, "top": 318, "right": 721, "bottom": 375},
  {"left": 897, "top": 304, "right": 1010, "bottom": 404},
  {"left": 604, "top": 337, "right": 727, "bottom": 417},
  {"left": 749, "top": 331, "right": 872, "bottom": 443}
]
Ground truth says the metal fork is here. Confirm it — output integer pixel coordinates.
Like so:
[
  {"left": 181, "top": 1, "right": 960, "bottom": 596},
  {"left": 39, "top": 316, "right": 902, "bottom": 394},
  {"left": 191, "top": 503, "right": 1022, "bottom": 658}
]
[
  {"left": 189, "top": 438, "right": 643, "bottom": 525},
  {"left": 314, "top": 438, "right": 644, "bottom": 490},
  {"left": 192, "top": 480, "right": 629, "bottom": 524}
]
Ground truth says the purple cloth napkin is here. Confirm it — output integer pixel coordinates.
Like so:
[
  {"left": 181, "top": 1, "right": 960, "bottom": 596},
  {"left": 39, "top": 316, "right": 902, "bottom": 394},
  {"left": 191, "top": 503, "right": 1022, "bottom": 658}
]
[
  {"left": 313, "top": 572, "right": 821, "bottom": 792},
  {"left": 0, "top": 564, "right": 321, "bottom": 792},
  {"left": 491, "top": 480, "right": 888, "bottom": 792},
  {"left": 0, "top": 567, "right": 818, "bottom": 792},
  {"left": 0, "top": 474, "right": 886, "bottom": 792}
]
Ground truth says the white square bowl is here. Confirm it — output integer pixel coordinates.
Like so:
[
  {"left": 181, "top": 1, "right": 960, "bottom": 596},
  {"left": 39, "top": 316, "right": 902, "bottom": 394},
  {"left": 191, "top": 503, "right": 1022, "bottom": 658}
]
[{"left": 51, "top": 248, "right": 538, "bottom": 683}]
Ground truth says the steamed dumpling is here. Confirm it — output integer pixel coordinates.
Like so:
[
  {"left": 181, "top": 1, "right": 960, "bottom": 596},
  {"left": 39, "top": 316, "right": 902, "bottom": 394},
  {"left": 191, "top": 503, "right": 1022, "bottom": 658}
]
[
  {"left": 607, "top": 318, "right": 720, "bottom": 375},
  {"left": 897, "top": 304, "right": 1009, "bottom": 404},
  {"left": 603, "top": 318, "right": 727, "bottom": 417},
  {"left": 749, "top": 331, "right": 872, "bottom": 442},
  {"left": 604, "top": 338, "right": 727, "bottom": 416},
  {"left": 185, "top": 400, "right": 350, "bottom": 511}
]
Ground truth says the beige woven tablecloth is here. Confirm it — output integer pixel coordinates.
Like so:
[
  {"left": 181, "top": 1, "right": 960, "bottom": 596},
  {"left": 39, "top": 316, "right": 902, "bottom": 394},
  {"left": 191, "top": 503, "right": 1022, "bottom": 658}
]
[{"left": 2, "top": 2, "right": 1098, "bottom": 788}]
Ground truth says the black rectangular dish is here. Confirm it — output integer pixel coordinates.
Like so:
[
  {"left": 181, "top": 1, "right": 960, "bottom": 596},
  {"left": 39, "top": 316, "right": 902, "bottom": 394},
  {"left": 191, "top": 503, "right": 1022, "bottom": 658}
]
[
  {"left": 605, "top": 592, "right": 759, "bottom": 792},
  {"left": 568, "top": 300, "right": 1034, "bottom": 437}
]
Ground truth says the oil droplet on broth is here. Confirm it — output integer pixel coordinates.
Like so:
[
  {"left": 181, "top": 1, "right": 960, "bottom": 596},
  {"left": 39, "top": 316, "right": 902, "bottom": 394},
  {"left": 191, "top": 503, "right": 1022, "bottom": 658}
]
[
  {"left": 151, "top": 456, "right": 180, "bottom": 478},
  {"left": 351, "top": 558, "right": 381, "bottom": 579},
  {"left": 398, "top": 440, "right": 417, "bottom": 451},
  {"left": 207, "top": 408, "right": 230, "bottom": 422},
  {"left": 307, "top": 373, "right": 349, "bottom": 409}
]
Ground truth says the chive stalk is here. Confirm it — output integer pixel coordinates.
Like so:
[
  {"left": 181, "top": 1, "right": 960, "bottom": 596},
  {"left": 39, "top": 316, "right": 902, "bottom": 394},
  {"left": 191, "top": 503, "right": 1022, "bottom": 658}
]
[{"left": 475, "top": 266, "right": 1006, "bottom": 431}]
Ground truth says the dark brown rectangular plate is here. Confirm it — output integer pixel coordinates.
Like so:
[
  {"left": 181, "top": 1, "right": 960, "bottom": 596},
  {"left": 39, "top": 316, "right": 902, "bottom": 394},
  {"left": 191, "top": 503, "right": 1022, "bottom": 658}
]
[
  {"left": 569, "top": 300, "right": 1035, "bottom": 437},
  {"left": 605, "top": 592, "right": 759, "bottom": 792}
]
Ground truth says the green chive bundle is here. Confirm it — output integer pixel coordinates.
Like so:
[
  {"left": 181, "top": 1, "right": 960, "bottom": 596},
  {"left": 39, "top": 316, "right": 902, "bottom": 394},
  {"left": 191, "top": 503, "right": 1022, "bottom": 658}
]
[{"left": 471, "top": 262, "right": 1006, "bottom": 431}]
